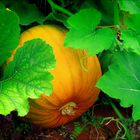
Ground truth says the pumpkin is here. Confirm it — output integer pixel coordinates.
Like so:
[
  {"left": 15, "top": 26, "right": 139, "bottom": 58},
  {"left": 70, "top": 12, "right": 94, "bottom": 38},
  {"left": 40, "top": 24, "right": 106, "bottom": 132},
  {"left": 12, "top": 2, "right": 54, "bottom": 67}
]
[{"left": 10, "top": 25, "right": 102, "bottom": 128}]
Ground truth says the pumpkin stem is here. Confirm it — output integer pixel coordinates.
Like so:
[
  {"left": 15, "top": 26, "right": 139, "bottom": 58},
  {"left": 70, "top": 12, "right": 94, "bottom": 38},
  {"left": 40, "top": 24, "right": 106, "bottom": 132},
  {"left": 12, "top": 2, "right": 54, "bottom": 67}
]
[{"left": 59, "top": 102, "right": 77, "bottom": 116}]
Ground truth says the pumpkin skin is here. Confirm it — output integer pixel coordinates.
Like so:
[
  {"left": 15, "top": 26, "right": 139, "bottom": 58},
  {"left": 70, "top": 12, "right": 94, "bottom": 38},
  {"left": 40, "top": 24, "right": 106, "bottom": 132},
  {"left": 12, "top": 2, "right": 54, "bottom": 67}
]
[{"left": 11, "top": 25, "right": 102, "bottom": 128}]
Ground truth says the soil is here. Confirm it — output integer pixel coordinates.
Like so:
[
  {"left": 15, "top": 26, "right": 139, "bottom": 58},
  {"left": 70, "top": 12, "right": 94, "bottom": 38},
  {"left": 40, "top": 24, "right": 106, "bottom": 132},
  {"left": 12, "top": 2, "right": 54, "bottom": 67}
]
[{"left": 0, "top": 103, "right": 140, "bottom": 140}]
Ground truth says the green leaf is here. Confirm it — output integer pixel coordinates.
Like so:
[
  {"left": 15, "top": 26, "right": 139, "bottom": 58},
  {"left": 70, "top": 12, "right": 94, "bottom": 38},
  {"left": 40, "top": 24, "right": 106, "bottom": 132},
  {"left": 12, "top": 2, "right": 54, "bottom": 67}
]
[
  {"left": 46, "top": 12, "right": 68, "bottom": 26},
  {"left": 10, "top": 1, "right": 47, "bottom": 25},
  {"left": 65, "top": 8, "right": 115, "bottom": 55},
  {"left": 1, "top": 0, "right": 45, "bottom": 24},
  {"left": 123, "top": 15, "right": 140, "bottom": 55},
  {"left": 121, "top": 30, "right": 140, "bottom": 54},
  {"left": 0, "top": 9, "right": 20, "bottom": 65},
  {"left": 80, "top": 0, "right": 97, "bottom": 9},
  {"left": 97, "top": 0, "right": 114, "bottom": 25},
  {"left": 97, "top": 51, "right": 140, "bottom": 121},
  {"left": 0, "top": 2, "right": 5, "bottom": 9},
  {"left": 66, "top": 8, "right": 101, "bottom": 29},
  {"left": 126, "top": 14, "right": 140, "bottom": 34},
  {"left": 118, "top": 0, "right": 140, "bottom": 14},
  {"left": 0, "top": 0, "right": 19, "bottom": 5},
  {"left": 65, "top": 27, "right": 115, "bottom": 56},
  {"left": 99, "top": 50, "right": 114, "bottom": 73},
  {"left": 0, "top": 39, "right": 56, "bottom": 116}
]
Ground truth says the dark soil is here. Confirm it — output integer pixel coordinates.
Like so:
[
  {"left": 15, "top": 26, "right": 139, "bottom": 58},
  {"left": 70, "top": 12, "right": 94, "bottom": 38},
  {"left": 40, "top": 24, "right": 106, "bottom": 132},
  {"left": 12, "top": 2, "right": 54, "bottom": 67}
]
[{"left": 0, "top": 103, "right": 140, "bottom": 140}]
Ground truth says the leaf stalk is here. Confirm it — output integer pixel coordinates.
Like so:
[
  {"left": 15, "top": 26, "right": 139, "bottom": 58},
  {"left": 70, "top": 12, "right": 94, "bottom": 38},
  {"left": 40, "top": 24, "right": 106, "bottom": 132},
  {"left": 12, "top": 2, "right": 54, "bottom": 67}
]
[
  {"left": 109, "top": 98, "right": 132, "bottom": 140},
  {"left": 47, "top": 0, "right": 73, "bottom": 16}
]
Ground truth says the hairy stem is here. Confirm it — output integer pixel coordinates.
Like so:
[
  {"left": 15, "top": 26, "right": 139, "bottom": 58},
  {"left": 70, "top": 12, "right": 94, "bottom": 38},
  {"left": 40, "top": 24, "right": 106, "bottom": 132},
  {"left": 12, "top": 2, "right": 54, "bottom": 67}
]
[
  {"left": 109, "top": 98, "right": 132, "bottom": 140},
  {"left": 47, "top": 0, "right": 73, "bottom": 16}
]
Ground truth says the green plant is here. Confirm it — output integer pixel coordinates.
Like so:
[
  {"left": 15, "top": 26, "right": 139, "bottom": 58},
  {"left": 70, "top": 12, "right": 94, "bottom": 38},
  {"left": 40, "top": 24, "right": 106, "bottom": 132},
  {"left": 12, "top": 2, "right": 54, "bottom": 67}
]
[{"left": 0, "top": 0, "right": 140, "bottom": 139}]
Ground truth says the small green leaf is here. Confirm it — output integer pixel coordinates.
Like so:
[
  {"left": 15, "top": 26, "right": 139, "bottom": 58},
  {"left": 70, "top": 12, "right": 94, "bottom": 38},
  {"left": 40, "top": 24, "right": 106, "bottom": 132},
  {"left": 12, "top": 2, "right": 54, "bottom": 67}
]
[
  {"left": 0, "top": 9, "right": 20, "bottom": 65},
  {"left": 121, "top": 30, "right": 140, "bottom": 54},
  {"left": 66, "top": 8, "right": 101, "bottom": 30},
  {"left": 65, "top": 8, "right": 115, "bottom": 55},
  {"left": 0, "top": 39, "right": 56, "bottom": 116},
  {"left": 97, "top": 51, "right": 140, "bottom": 121},
  {"left": 118, "top": 0, "right": 140, "bottom": 14}
]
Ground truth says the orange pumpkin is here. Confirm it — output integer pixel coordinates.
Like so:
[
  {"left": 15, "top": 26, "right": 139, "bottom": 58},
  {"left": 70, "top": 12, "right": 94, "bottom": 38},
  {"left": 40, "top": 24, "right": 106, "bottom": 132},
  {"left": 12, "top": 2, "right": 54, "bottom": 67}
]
[{"left": 10, "top": 25, "right": 102, "bottom": 128}]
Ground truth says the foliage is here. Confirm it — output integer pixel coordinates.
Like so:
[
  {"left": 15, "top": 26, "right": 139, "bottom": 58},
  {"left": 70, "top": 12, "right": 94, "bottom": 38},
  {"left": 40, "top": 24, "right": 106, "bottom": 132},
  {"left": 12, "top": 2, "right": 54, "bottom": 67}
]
[
  {"left": 64, "top": 8, "right": 115, "bottom": 56},
  {"left": 0, "top": 0, "right": 140, "bottom": 139},
  {"left": 61, "top": 0, "right": 140, "bottom": 125},
  {"left": 97, "top": 52, "right": 140, "bottom": 121},
  {"left": 0, "top": 39, "right": 56, "bottom": 116},
  {"left": 0, "top": 9, "right": 20, "bottom": 65},
  {"left": 1, "top": 0, "right": 47, "bottom": 25}
]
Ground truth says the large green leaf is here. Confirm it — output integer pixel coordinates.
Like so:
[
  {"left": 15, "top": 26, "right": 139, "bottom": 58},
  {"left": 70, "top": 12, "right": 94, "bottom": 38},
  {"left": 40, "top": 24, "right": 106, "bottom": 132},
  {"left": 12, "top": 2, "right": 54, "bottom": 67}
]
[
  {"left": 64, "top": 8, "right": 115, "bottom": 56},
  {"left": 1, "top": 0, "right": 47, "bottom": 25},
  {"left": 97, "top": 51, "right": 140, "bottom": 121},
  {"left": 0, "top": 2, "right": 5, "bottom": 9},
  {"left": 126, "top": 14, "right": 140, "bottom": 34},
  {"left": 118, "top": 0, "right": 140, "bottom": 14},
  {"left": 10, "top": 1, "right": 47, "bottom": 25},
  {"left": 121, "top": 30, "right": 140, "bottom": 55},
  {"left": 97, "top": 0, "right": 114, "bottom": 25},
  {"left": 120, "top": 14, "right": 140, "bottom": 55},
  {"left": 0, "top": 9, "right": 20, "bottom": 65},
  {"left": 0, "top": 39, "right": 56, "bottom": 116}
]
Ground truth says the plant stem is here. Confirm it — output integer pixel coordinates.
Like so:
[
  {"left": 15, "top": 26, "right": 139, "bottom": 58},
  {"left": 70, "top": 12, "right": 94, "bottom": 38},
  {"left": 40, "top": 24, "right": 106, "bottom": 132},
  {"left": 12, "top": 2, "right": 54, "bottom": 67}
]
[
  {"left": 114, "top": 0, "right": 119, "bottom": 26},
  {"left": 47, "top": 0, "right": 73, "bottom": 16},
  {"left": 96, "top": 25, "right": 115, "bottom": 29},
  {"left": 109, "top": 98, "right": 132, "bottom": 140}
]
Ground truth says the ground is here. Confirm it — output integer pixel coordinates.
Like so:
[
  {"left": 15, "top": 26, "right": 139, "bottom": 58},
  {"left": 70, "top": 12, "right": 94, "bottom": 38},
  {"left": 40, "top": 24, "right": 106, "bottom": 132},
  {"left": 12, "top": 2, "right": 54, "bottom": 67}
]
[{"left": 0, "top": 101, "right": 140, "bottom": 140}]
